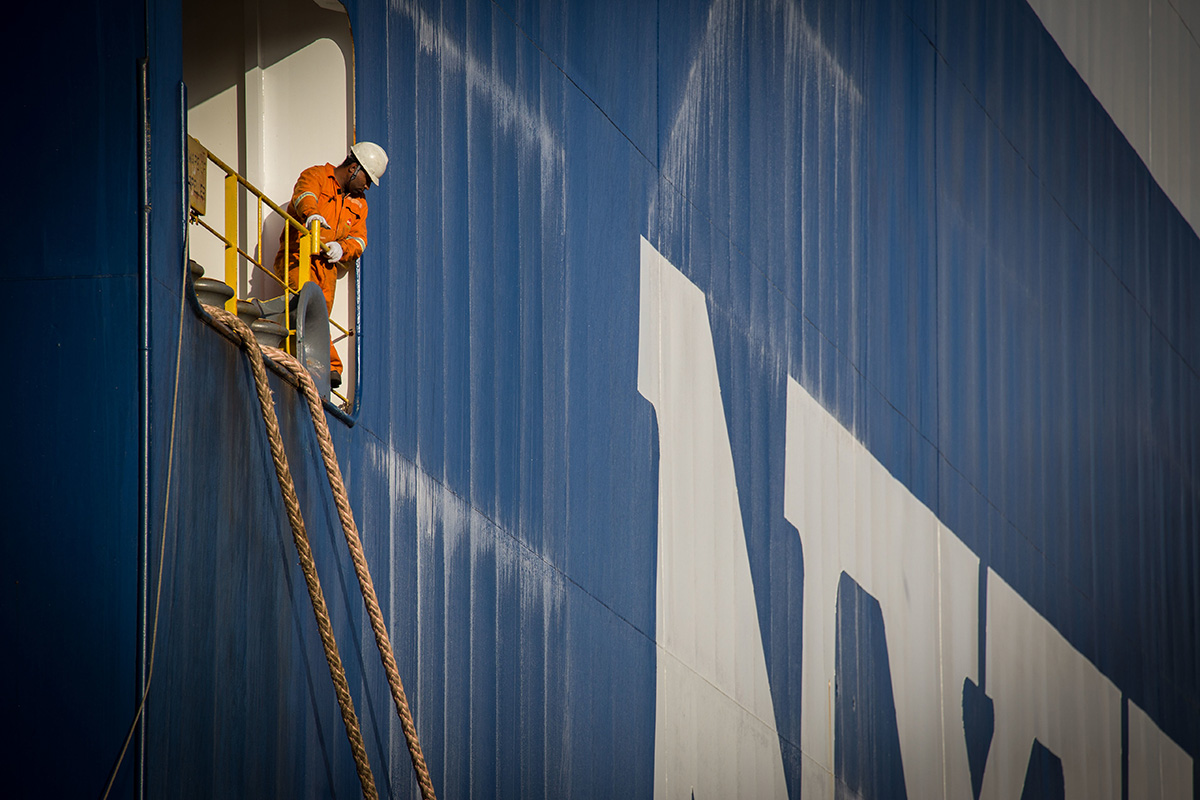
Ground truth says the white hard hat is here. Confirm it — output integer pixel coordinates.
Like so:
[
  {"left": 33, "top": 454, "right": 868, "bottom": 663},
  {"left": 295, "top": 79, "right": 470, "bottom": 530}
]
[{"left": 350, "top": 141, "right": 388, "bottom": 185}]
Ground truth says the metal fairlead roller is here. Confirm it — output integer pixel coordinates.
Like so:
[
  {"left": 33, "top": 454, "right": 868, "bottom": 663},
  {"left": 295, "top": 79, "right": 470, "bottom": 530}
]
[
  {"left": 254, "top": 282, "right": 332, "bottom": 399},
  {"left": 294, "top": 282, "right": 332, "bottom": 400}
]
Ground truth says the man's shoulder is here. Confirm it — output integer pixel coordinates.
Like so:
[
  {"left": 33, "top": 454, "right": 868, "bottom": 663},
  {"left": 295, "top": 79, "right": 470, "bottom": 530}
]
[
  {"left": 298, "top": 162, "right": 337, "bottom": 180},
  {"left": 348, "top": 196, "right": 367, "bottom": 212}
]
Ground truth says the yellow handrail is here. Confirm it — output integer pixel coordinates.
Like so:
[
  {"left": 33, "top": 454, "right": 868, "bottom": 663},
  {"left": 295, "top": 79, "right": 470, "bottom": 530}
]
[
  {"left": 190, "top": 216, "right": 287, "bottom": 293},
  {"left": 195, "top": 146, "right": 315, "bottom": 352},
  {"left": 188, "top": 138, "right": 356, "bottom": 384}
]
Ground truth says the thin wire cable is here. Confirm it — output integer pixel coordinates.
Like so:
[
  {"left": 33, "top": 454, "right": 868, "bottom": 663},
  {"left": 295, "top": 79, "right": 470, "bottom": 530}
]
[
  {"left": 101, "top": 238, "right": 190, "bottom": 800},
  {"left": 104, "top": 269, "right": 434, "bottom": 800}
]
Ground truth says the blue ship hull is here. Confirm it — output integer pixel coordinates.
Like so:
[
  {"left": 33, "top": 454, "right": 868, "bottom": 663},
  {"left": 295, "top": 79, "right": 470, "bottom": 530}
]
[{"left": 5, "top": 0, "right": 1198, "bottom": 796}]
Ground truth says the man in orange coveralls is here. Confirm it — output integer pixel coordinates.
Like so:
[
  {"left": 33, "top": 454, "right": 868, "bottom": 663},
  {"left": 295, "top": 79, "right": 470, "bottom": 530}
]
[{"left": 274, "top": 141, "right": 388, "bottom": 389}]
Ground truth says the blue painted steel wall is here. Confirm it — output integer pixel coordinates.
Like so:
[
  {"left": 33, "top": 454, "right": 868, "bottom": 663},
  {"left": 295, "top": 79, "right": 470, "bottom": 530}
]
[
  {"left": 157, "top": 0, "right": 1197, "bottom": 795},
  {"left": 6, "top": 0, "right": 1195, "bottom": 796},
  {"left": 2, "top": 0, "right": 175, "bottom": 795}
]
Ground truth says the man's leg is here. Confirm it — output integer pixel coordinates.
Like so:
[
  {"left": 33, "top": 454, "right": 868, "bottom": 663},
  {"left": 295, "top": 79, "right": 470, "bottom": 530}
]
[{"left": 317, "top": 265, "right": 343, "bottom": 376}]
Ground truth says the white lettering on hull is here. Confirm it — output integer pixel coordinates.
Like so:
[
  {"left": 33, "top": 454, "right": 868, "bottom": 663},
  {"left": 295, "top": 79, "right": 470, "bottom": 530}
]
[
  {"left": 637, "top": 236, "right": 1192, "bottom": 798},
  {"left": 639, "top": 237, "right": 789, "bottom": 799},
  {"left": 981, "top": 571, "right": 1122, "bottom": 799},
  {"left": 1129, "top": 698, "right": 1195, "bottom": 799},
  {"left": 784, "top": 379, "right": 980, "bottom": 799}
]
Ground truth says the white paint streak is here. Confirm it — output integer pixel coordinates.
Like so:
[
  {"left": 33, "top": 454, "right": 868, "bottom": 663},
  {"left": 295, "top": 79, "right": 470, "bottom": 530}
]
[
  {"left": 654, "top": 0, "right": 862, "bottom": 228},
  {"left": 389, "top": 0, "right": 564, "bottom": 169}
]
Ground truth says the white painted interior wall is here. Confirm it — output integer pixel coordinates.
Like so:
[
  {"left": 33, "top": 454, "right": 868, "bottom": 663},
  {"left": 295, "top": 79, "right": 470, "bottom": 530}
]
[
  {"left": 184, "top": 0, "right": 357, "bottom": 397},
  {"left": 1027, "top": 0, "right": 1200, "bottom": 236}
]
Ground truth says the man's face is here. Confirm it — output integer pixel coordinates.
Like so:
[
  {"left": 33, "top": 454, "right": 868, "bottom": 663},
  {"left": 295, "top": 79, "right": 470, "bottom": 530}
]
[{"left": 347, "top": 163, "right": 372, "bottom": 198}]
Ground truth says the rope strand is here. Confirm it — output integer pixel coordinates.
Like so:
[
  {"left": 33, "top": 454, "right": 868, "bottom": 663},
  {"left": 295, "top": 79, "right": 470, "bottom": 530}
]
[
  {"left": 265, "top": 346, "right": 437, "bottom": 800},
  {"left": 208, "top": 307, "right": 378, "bottom": 800}
]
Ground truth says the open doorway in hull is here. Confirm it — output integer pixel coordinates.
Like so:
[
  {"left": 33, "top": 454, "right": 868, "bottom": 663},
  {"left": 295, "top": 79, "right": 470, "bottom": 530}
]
[{"left": 184, "top": 0, "right": 358, "bottom": 403}]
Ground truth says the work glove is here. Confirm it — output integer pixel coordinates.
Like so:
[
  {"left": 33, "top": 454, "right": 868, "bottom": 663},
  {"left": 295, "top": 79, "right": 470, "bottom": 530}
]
[
  {"left": 323, "top": 240, "right": 344, "bottom": 263},
  {"left": 304, "top": 213, "right": 330, "bottom": 230}
]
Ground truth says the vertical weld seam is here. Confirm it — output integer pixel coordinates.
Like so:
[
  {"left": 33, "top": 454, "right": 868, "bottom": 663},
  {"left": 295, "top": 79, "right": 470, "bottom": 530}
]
[{"left": 136, "top": 53, "right": 151, "bottom": 800}]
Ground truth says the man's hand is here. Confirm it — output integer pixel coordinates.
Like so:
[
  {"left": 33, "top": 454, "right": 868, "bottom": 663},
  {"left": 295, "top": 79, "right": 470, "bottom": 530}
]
[
  {"left": 323, "top": 241, "right": 344, "bottom": 263},
  {"left": 304, "top": 213, "right": 331, "bottom": 230}
]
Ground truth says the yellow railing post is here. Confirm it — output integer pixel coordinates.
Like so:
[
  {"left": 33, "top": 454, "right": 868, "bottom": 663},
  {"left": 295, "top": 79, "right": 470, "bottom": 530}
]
[
  {"left": 309, "top": 218, "right": 322, "bottom": 257},
  {"left": 299, "top": 228, "right": 313, "bottom": 289},
  {"left": 300, "top": 217, "right": 321, "bottom": 289},
  {"left": 281, "top": 214, "right": 291, "bottom": 353},
  {"left": 224, "top": 173, "right": 238, "bottom": 313}
]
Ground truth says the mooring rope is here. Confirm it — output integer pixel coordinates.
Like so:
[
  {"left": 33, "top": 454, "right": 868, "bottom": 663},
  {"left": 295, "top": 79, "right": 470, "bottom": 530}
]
[
  {"left": 207, "top": 307, "right": 378, "bottom": 800},
  {"left": 263, "top": 346, "right": 438, "bottom": 800},
  {"left": 208, "top": 306, "right": 436, "bottom": 800}
]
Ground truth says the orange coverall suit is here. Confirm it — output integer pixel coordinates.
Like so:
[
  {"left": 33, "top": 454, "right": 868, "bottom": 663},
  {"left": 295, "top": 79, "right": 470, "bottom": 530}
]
[{"left": 273, "top": 163, "right": 368, "bottom": 375}]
